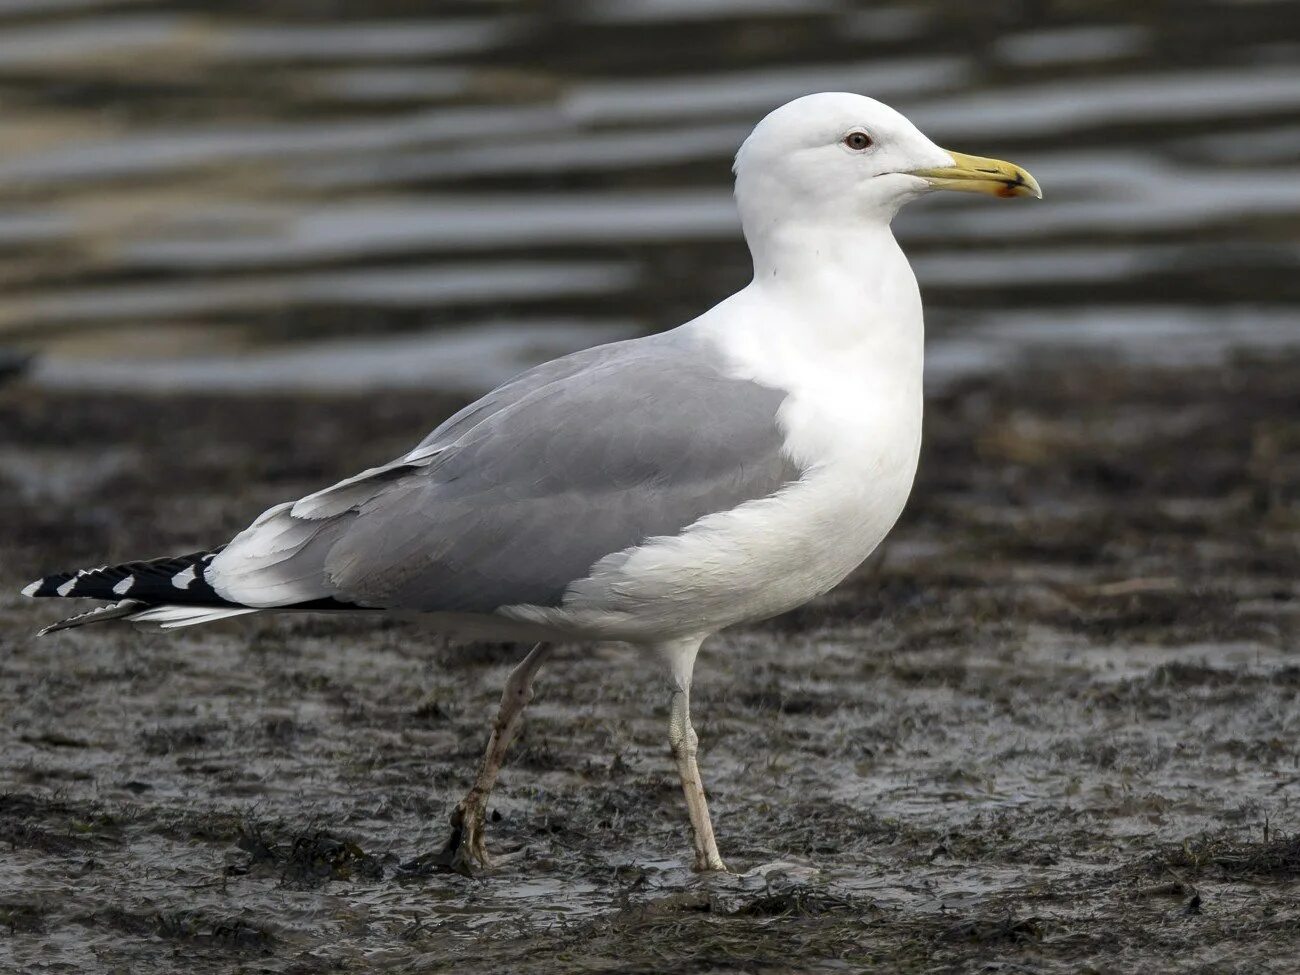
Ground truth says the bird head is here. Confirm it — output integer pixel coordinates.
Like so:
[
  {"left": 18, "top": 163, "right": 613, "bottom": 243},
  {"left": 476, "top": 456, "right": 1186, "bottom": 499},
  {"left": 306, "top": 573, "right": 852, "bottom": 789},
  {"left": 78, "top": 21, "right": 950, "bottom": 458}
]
[{"left": 733, "top": 92, "right": 1040, "bottom": 231}]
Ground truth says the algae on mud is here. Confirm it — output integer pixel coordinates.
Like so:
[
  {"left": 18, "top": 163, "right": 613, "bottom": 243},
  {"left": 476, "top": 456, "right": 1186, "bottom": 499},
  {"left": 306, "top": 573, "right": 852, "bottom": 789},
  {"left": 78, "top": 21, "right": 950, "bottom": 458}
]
[{"left": 1, "top": 353, "right": 1296, "bottom": 974}]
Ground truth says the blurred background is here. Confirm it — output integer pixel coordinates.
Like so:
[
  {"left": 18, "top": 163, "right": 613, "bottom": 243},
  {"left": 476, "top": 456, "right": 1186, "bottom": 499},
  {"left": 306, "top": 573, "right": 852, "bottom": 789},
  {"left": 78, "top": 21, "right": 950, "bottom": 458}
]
[{"left": 2, "top": 0, "right": 1297, "bottom": 395}]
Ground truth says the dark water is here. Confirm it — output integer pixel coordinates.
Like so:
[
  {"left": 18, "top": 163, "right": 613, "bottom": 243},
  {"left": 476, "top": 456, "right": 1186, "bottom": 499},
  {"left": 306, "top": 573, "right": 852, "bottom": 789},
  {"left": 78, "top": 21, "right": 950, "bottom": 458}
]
[{"left": 0, "top": 0, "right": 1297, "bottom": 392}]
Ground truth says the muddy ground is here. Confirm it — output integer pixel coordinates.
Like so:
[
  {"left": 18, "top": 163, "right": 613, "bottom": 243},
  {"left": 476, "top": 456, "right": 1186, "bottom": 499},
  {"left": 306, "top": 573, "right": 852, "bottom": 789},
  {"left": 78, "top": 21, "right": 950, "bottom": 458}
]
[{"left": 1, "top": 351, "right": 1297, "bottom": 974}]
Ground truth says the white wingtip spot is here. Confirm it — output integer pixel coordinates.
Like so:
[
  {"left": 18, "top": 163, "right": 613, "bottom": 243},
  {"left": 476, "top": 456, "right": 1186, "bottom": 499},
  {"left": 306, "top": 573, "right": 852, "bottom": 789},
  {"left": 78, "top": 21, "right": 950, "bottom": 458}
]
[
  {"left": 21, "top": 580, "right": 41, "bottom": 597},
  {"left": 112, "top": 575, "right": 135, "bottom": 596},
  {"left": 56, "top": 578, "right": 77, "bottom": 597},
  {"left": 172, "top": 564, "right": 198, "bottom": 590}
]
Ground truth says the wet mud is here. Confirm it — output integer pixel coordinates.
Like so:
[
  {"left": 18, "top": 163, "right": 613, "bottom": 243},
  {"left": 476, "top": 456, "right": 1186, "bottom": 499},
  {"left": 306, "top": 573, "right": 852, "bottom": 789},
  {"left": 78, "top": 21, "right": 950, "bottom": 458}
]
[{"left": 1, "top": 351, "right": 1297, "bottom": 973}]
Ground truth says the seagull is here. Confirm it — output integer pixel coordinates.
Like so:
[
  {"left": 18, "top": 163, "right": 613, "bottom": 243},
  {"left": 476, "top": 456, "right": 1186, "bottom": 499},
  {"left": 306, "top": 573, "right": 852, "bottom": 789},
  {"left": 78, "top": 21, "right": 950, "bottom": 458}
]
[{"left": 23, "top": 92, "right": 1039, "bottom": 875}]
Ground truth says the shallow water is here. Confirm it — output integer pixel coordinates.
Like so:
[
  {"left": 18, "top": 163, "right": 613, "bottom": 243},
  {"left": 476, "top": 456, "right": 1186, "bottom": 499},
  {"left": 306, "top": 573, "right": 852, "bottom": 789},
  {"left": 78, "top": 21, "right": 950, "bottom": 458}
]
[{"left": 0, "top": 0, "right": 1295, "bottom": 389}]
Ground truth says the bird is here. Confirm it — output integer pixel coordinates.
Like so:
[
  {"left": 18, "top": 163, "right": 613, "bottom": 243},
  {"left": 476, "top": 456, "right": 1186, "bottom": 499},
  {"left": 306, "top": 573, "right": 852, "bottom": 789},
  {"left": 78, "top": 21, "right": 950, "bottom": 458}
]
[{"left": 23, "top": 92, "right": 1039, "bottom": 875}]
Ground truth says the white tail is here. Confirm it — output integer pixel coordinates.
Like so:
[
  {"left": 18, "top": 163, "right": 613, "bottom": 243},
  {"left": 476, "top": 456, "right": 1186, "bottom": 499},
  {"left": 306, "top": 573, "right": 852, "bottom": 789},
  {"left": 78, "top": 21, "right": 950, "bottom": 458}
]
[{"left": 126, "top": 605, "right": 261, "bottom": 630}]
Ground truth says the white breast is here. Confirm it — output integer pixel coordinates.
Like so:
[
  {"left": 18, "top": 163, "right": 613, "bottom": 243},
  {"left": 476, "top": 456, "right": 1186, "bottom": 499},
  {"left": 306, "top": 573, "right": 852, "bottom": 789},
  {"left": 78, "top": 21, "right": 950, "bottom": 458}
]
[{"left": 506, "top": 252, "right": 927, "bottom": 644}]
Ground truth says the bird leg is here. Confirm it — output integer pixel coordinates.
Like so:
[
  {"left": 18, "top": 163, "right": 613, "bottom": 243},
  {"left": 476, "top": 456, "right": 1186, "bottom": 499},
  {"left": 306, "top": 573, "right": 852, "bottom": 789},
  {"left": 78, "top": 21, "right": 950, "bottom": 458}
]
[
  {"left": 407, "top": 642, "right": 551, "bottom": 877},
  {"left": 666, "top": 651, "right": 728, "bottom": 872},
  {"left": 669, "top": 687, "right": 727, "bottom": 871}
]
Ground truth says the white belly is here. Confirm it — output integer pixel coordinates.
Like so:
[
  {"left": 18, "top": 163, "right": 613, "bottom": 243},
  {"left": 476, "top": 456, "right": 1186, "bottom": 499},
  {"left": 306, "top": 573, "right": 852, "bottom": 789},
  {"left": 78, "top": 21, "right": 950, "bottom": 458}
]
[
  {"left": 503, "top": 381, "right": 923, "bottom": 643},
  {"left": 501, "top": 264, "right": 927, "bottom": 644}
]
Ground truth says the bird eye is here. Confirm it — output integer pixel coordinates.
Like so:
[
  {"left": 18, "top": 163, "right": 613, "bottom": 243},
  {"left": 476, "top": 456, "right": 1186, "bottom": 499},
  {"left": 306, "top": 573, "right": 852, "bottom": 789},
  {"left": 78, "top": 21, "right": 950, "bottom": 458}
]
[{"left": 843, "top": 131, "right": 872, "bottom": 151}]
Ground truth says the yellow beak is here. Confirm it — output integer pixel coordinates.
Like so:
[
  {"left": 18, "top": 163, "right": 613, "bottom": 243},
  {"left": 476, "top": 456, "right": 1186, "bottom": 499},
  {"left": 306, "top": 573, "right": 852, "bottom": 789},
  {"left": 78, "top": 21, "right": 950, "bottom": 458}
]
[{"left": 908, "top": 150, "right": 1042, "bottom": 199}]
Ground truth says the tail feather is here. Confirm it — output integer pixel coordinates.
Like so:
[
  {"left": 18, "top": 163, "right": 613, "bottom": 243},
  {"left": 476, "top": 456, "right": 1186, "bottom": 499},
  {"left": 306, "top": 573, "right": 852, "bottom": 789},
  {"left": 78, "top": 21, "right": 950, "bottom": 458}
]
[{"left": 126, "top": 604, "right": 261, "bottom": 630}]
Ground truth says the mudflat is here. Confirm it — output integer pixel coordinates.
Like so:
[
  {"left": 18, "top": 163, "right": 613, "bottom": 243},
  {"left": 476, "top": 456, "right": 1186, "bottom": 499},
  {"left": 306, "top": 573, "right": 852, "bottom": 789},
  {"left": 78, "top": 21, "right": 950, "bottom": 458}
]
[{"left": 2, "top": 350, "right": 1296, "bottom": 973}]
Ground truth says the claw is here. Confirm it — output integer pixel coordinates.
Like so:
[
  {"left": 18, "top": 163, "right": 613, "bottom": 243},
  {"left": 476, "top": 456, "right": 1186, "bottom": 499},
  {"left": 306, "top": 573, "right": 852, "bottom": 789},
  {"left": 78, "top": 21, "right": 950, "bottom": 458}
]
[
  {"left": 447, "top": 802, "right": 492, "bottom": 870},
  {"left": 696, "top": 856, "right": 731, "bottom": 873},
  {"left": 399, "top": 801, "right": 493, "bottom": 879}
]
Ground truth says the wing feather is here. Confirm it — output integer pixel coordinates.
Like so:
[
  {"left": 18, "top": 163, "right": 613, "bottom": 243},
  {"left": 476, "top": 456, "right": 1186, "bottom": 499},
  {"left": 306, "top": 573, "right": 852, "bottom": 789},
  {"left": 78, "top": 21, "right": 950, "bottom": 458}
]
[{"left": 207, "top": 330, "right": 798, "bottom": 613}]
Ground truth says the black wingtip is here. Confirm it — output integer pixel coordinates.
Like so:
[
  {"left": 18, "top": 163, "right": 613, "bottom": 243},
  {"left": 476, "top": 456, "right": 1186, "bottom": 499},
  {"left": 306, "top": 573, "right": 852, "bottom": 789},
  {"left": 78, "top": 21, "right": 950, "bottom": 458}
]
[
  {"left": 22, "top": 570, "right": 95, "bottom": 599},
  {"left": 21, "top": 551, "right": 229, "bottom": 605}
]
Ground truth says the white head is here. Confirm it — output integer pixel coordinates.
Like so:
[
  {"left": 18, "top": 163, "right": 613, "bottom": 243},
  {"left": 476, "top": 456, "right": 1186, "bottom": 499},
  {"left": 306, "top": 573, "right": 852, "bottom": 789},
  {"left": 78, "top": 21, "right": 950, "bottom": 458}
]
[{"left": 733, "top": 92, "right": 1039, "bottom": 237}]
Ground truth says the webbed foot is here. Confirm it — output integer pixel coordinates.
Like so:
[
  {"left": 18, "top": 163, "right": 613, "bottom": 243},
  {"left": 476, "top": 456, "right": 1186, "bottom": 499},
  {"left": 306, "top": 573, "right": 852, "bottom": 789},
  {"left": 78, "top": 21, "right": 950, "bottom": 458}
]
[{"left": 399, "top": 801, "right": 515, "bottom": 878}]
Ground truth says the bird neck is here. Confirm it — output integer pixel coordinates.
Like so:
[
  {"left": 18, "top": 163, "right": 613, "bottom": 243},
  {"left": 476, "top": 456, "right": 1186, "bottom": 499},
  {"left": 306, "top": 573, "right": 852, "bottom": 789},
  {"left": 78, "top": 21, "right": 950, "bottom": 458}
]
[
  {"left": 744, "top": 219, "right": 923, "bottom": 357},
  {"left": 746, "top": 217, "right": 899, "bottom": 280}
]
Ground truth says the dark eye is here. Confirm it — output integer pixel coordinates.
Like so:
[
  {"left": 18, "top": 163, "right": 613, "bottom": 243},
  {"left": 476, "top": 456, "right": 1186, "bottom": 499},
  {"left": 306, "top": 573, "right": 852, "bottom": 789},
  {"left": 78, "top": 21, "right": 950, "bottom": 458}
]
[{"left": 844, "top": 131, "right": 872, "bottom": 151}]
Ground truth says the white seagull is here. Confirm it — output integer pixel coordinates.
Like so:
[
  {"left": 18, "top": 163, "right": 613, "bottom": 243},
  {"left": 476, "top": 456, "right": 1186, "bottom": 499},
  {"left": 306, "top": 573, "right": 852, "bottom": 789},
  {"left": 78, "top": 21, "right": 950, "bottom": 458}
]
[{"left": 24, "top": 92, "right": 1039, "bottom": 874}]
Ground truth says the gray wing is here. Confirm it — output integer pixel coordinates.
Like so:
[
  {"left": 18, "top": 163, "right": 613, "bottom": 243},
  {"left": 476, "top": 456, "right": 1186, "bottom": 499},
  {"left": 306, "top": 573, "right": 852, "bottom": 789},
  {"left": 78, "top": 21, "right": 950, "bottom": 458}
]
[{"left": 207, "top": 329, "right": 799, "bottom": 612}]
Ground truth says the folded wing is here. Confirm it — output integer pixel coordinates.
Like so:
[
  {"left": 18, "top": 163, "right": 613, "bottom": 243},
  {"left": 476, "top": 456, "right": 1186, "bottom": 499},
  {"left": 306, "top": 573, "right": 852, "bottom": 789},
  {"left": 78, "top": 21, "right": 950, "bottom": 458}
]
[{"left": 207, "top": 331, "right": 799, "bottom": 614}]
